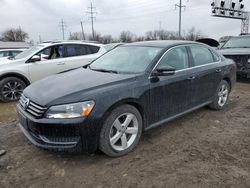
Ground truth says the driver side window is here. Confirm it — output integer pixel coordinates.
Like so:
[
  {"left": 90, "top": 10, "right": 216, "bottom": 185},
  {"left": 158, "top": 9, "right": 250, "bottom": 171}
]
[
  {"left": 36, "top": 45, "right": 63, "bottom": 61},
  {"left": 157, "top": 46, "right": 189, "bottom": 71}
]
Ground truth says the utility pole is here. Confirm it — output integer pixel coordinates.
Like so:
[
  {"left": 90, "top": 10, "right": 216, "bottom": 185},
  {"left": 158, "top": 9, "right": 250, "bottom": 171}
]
[
  {"left": 175, "top": 0, "right": 186, "bottom": 38},
  {"left": 39, "top": 35, "right": 42, "bottom": 43},
  {"left": 159, "top": 21, "right": 162, "bottom": 30},
  {"left": 87, "top": 2, "right": 97, "bottom": 39},
  {"left": 80, "top": 21, "right": 86, "bottom": 40},
  {"left": 59, "top": 19, "right": 66, "bottom": 40}
]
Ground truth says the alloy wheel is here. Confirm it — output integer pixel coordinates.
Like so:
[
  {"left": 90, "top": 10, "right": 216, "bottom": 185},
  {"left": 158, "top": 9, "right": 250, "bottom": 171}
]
[
  {"left": 218, "top": 84, "right": 228, "bottom": 107},
  {"left": 109, "top": 113, "right": 139, "bottom": 151},
  {"left": 2, "top": 81, "right": 24, "bottom": 101}
]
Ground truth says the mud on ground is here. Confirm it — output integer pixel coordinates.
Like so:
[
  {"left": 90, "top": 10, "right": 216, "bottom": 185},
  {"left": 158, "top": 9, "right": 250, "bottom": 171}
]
[{"left": 0, "top": 81, "right": 249, "bottom": 188}]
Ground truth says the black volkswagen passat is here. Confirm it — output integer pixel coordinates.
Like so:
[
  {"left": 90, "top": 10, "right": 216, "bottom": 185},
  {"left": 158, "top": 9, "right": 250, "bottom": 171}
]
[{"left": 17, "top": 41, "right": 236, "bottom": 157}]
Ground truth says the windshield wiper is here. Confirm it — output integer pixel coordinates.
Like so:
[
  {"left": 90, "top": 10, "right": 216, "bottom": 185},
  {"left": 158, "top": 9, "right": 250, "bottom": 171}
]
[{"left": 90, "top": 68, "right": 118, "bottom": 74}]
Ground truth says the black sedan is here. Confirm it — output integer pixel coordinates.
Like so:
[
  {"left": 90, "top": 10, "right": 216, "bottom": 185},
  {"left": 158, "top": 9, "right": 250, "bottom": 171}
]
[{"left": 17, "top": 41, "right": 236, "bottom": 157}]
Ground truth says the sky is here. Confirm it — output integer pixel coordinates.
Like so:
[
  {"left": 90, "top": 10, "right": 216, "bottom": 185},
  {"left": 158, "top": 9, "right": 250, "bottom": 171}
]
[{"left": 0, "top": 0, "right": 249, "bottom": 42}]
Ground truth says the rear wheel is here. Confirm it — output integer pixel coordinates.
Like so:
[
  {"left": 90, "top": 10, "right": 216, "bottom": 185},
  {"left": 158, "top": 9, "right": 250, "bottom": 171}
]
[
  {"left": 0, "top": 77, "right": 26, "bottom": 102},
  {"left": 99, "top": 104, "right": 142, "bottom": 157},
  {"left": 209, "top": 80, "right": 230, "bottom": 110}
]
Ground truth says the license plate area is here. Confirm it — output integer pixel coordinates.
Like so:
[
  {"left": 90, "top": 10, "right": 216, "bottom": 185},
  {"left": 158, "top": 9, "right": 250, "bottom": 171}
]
[{"left": 18, "top": 112, "right": 28, "bottom": 130}]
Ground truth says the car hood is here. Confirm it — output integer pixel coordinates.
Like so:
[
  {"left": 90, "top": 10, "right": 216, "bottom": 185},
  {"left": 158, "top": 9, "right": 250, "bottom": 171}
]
[
  {"left": 0, "top": 57, "right": 9, "bottom": 61},
  {"left": 0, "top": 58, "right": 24, "bottom": 65},
  {"left": 24, "top": 68, "right": 137, "bottom": 106},
  {"left": 0, "top": 58, "right": 12, "bottom": 63},
  {"left": 218, "top": 48, "right": 250, "bottom": 55}
]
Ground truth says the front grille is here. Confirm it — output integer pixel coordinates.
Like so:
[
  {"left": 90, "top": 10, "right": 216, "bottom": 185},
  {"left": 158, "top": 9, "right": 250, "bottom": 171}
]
[
  {"left": 224, "top": 55, "right": 250, "bottom": 69},
  {"left": 19, "top": 94, "right": 47, "bottom": 118}
]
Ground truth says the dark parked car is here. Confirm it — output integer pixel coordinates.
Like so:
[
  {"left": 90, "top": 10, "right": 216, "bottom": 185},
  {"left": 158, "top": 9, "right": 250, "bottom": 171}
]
[
  {"left": 17, "top": 41, "right": 236, "bottom": 157},
  {"left": 218, "top": 35, "right": 250, "bottom": 78}
]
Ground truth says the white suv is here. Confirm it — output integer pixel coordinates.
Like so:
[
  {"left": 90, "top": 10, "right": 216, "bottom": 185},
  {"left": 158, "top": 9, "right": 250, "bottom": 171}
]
[{"left": 0, "top": 41, "right": 106, "bottom": 102}]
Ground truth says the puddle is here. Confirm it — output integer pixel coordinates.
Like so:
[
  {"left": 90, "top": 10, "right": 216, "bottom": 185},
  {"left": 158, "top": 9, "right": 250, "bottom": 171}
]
[{"left": 0, "top": 102, "right": 18, "bottom": 124}]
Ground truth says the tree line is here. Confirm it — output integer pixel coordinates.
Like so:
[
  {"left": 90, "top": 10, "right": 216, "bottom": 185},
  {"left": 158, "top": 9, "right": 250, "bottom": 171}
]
[
  {"left": 69, "top": 27, "right": 205, "bottom": 44},
  {"left": 0, "top": 27, "right": 204, "bottom": 44}
]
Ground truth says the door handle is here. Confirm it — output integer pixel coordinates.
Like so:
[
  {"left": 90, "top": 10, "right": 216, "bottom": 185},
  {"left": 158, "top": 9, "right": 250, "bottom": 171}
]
[
  {"left": 187, "top": 76, "right": 196, "bottom": 80},
  {"left": 215, "top": 69, "right": 222, "bottom": 73},
  {"left": 57, "top": 62, "right": 65, "bottom": 65}
]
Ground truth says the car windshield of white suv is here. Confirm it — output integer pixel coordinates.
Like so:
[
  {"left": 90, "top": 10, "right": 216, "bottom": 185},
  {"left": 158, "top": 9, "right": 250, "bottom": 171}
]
[
  {"left": 89, "top": 46, "right": 163, "bottom": 74},
  {"left": 222, "top": 37, "right": 250, "bottom": 49},
  {"left": 14, "top": 45, "right": 44, "bottom": 60}
]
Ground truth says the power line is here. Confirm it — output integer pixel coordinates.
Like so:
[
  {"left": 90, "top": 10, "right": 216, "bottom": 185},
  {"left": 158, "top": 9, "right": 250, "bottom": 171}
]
[
  {"left": 175, "top": 0, "right": 187, "bottom": 38},
  {"left": 59, "top": 19, "right": 67, "bottom": 40},
  {"left": 86, "top": 2, "right": 97, "bottom": 39}
]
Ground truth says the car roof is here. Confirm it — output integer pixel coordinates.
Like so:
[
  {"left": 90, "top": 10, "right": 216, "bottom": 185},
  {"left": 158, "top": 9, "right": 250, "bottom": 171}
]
[
  {"left": 123, "top": 40, "right": 200, "bottom": 48},
  {"left": 40, "top": 40, "right": 105, "bottom": 47}
]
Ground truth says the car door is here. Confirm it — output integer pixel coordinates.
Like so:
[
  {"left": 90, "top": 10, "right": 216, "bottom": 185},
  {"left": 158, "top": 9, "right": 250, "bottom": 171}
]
[
  {"left": 63, "top": 44, "right": 101, "bottom": 69},
  {"left": 149, "top": 46, "right": 195, "bottom": 125},
  {"left": 188, "top": 45, "right": 222, "bottom": 106},
  {"left": 28, "top": 45, "right": 67, "bottom": 82}
]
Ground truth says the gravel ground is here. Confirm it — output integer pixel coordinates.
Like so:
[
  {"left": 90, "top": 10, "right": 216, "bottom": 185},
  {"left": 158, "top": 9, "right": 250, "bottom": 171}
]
[{"left": 0, "top": 80, "right": 249, "bottom": 188}]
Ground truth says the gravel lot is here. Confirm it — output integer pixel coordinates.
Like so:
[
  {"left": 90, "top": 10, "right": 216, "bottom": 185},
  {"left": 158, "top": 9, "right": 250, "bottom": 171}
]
[{"left": 0, "top": 80, "right": 250, "bottom": 188}]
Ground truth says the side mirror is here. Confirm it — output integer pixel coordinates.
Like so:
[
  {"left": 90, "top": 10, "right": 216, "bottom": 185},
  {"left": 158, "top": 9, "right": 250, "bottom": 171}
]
[
  {"left": 153, "top": 65, "right": 176, "bottom": 76},
  {"left": 29, "top": 55, "right": 40, "bottom": 62}
]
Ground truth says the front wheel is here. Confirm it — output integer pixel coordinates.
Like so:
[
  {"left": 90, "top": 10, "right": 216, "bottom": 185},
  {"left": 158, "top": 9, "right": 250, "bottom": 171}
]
[
  {"left": 99, "top": 104, "right": 143, "bottom": 157},
  {"left": 209, "top": 80, "right": 230, "bottom": 110},
  {"left": 0, "top": 77, "right": 26, "bottom": 102}
]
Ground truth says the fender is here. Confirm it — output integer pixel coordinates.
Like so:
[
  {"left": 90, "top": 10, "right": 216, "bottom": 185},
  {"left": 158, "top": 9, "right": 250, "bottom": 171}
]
[{"left": 0, "top": 72, "right": 31, "bottom": 86}]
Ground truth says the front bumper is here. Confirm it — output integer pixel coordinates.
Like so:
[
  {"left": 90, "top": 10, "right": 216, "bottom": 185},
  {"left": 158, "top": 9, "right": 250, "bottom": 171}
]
[
  {"left": 17, "top": 104, "right": 99, "bottom": 153},
  {"left": 223, "top": 55, "right": 250, "bottom": 78}
]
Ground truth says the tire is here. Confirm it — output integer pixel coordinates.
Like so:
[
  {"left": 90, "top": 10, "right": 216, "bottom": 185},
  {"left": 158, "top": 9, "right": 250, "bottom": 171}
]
[
  {"left": 99, "top": 104, "right": 143, "bottom": 157},
  {"left": 209, "top": 80, "right": 230, "bottom": 110},
  {"left": 0, "top": 77, "right": 26, "bottom": 102}
]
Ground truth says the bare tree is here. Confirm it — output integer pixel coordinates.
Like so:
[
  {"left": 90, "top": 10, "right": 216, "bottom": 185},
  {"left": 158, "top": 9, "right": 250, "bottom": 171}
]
[
  {"left": 68, "top": 32, "right": 82, "bottom": 40},
  {"left": 120, "top": 31, "right": 134, "bottom": 43},
  {"left": 182, "top": 27, "right": 204, "bottom": 41},
  {"left": 145, "top": 30, "right": 179, "bottom": 40},
  {"left": 145, "top": 31, "right": 157, "bottom": 40},
  {"left": 168, "top": 31, "right": 179, "bottom": 40},
  {"left": 134, "top": 35, "right": 145, "bottom": 41},
  {"left": 1, "top": 27, "right": 29, "bottom": 42},
  {"left": 101, "top": 35, "right": 114, "bottom": 44}
]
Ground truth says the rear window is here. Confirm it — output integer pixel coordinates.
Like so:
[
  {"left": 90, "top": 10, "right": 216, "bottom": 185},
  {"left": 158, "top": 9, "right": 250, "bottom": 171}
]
[
  {"left": 190, "top": 45, "right": 214, "bottom": 66},
  {"left": 211, "top": 50, "right": 221, "bottom": 62},
  {"left": 88, "top": 45, "right": 100, "bottom": 53},
  {"left": 65, "top": 44, "right": 100, "bottom": 57}
]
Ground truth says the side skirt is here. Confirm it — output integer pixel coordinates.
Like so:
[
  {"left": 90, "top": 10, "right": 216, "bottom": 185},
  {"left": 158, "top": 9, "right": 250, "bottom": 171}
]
[{"left": 145, "top": 101, "right": 212, "bottom": 131}]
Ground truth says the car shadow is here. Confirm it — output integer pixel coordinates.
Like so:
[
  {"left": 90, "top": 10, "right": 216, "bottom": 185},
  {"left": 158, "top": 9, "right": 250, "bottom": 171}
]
[
  {"left": 237, "top": 76, "right": 250, "bottom": 83},
  {"left": 38, "top": 107, "right": 211, "bottom": 162}
]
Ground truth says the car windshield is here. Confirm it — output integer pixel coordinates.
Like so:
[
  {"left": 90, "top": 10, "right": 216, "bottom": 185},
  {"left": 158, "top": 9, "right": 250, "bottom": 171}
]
[
  {"left": 89, "top": 46, "right": 163, "bottom": 74},
  {"left": 14, "top": 45, "right": 44, "bottom": 60},
  {"left": 222, "top": 37, "right": 250, "bottom": 49}
]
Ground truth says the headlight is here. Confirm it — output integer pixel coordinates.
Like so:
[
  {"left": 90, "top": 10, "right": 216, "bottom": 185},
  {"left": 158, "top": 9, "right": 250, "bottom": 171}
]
[{"left": 45, "top": 101, "right": 95, "bottom": 119}]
